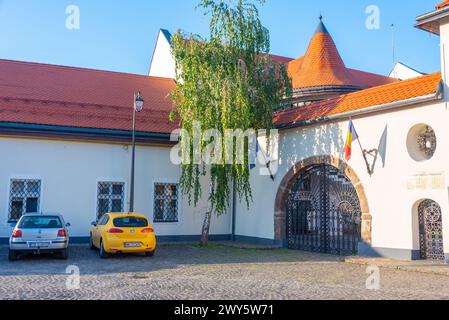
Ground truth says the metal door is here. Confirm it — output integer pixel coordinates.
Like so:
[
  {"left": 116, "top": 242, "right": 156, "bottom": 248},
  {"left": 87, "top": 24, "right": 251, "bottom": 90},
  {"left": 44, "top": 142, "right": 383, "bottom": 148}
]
[{"left": 287, "top": 164, "right": 361, "bottom": 255}]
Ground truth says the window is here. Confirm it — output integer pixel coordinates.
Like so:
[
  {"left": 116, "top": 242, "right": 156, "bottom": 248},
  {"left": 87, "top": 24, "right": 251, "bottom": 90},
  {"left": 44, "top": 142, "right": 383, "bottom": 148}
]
[
  {"left": 407, "top": 124, "right": 437, "bottom": 162},
  {"left": 98, "top": 214, "right": 110, "bottom": 226},
  {"left": 18, "top": 216, "right": 62, "bottom": 229},
  {"left": 97, "top": 182, "right": 125, "bottom": 219},
  {"left": 8, "top": 179, "right": 41, "bottom": 222},
  {"left": 153, "top": 183, "right": 179, "bottom": 223},
  {"left": 113, "top": 217, "right": 148, "bottom": 228}
]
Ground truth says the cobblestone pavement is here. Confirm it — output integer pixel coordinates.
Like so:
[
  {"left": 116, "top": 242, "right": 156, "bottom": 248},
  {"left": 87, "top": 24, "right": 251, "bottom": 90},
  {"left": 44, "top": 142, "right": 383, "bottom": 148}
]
[{"left": 1, "top": 244, "right": 449, "bottom": 300}]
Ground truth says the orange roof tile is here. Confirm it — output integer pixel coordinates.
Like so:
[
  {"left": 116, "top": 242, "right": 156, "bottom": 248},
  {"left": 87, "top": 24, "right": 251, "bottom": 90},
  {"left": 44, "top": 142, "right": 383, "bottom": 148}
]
[
  {"left": 288, "top": 21, "right": 358, "bottom": 90},
  {"left": 274, "top": 72, "right": 442, "bottom": 127},
  {"left": 287, "top": 21, "right": 395, "bottom": 91},
  {"left": 436, "top": 0, "right": 449, "bottom": 9}
]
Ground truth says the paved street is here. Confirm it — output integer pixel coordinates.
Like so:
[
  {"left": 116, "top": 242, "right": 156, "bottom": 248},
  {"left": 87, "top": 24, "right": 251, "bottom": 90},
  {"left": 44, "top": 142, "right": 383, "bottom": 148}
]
[{"left": 1, "top": 244, "right": 449, "bottom": 300}]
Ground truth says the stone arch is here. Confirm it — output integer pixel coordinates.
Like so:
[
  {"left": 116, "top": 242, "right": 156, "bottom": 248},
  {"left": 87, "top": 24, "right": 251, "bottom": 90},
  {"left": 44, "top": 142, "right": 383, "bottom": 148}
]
[{"left": 274, "top": 155, "right": 372, "bottom": 245}]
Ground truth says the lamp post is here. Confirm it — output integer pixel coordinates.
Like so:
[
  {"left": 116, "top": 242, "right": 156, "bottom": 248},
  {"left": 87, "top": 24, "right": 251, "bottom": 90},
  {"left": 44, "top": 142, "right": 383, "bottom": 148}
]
[{"left": 129, "top": 92, "right": 144, "bottom": 213}]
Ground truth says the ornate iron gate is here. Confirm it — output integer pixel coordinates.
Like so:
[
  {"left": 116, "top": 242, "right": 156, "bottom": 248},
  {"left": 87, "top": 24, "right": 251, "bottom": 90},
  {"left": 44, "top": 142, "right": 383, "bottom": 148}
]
[
  {"left": 287, "top": 164, "right": 361, "bottom": 255},
  {"left": 418, "top": 200, "right": 445, "bottom": 261}
]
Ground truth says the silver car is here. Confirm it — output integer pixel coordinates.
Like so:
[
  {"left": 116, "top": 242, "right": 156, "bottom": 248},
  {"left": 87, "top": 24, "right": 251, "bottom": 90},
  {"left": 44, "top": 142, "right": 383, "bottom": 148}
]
[{"left": 9, "top": 213, "right": 71, "bottom": 261}]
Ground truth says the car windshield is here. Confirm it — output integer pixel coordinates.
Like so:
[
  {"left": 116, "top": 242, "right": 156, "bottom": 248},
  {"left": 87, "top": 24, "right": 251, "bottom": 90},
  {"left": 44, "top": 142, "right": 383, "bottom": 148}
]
[
  {"left": 113, "top": 217, "right": 148, "bottom": 228},
  {"left": 18, "top": 216, "right": 63, "bottom": 229}
]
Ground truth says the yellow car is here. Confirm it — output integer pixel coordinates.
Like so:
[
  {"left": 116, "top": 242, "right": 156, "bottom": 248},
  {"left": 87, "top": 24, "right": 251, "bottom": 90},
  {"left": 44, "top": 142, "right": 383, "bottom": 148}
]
[{"left": 90, "top": 213, "right": 156, "bottom": 258}]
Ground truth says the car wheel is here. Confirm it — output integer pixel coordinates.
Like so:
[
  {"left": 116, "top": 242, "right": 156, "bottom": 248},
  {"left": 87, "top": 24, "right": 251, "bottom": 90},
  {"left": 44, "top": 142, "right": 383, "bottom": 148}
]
[
  {"left": 89, "top": 234, "right": 96, "bottom": 250},
  {"left": 145, "top": 250, "right": 155, "bottom": 257},
  {"left": 59, "top": 248, "right": 68, "bottom": 260},
  {"left": 8, "top": 250, "right": 18, "bottom": 261},
  {"left": 100, "top": 240, "right": 109, "bottom": 259}
]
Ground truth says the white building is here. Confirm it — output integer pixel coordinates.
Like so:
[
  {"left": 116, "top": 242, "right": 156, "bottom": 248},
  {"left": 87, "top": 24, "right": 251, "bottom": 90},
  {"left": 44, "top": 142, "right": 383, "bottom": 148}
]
[
  {"left": 1, "top": 3, "right": 449, "bottom": 262},
  {"left": 389, "top": 62, "right": 424, "bottom": 80}
]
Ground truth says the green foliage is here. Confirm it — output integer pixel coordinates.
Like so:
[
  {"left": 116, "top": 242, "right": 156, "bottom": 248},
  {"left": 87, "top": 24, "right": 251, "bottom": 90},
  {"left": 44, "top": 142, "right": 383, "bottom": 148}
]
[{"left": 170, "top": 0, "right": 292, "bottom": 215}]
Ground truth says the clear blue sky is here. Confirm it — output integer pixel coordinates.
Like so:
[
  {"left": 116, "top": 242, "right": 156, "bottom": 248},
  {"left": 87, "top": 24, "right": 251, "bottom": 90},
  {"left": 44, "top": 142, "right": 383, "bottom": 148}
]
[{"left": 0, "top": 0, "right": 441, "bottom": 76}]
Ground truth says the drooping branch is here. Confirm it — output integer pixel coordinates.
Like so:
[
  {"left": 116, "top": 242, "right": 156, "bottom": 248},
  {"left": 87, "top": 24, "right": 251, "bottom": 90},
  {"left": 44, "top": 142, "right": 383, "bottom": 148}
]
[{"left": 170, "top": 0, "right": 292, "bottom": 216}]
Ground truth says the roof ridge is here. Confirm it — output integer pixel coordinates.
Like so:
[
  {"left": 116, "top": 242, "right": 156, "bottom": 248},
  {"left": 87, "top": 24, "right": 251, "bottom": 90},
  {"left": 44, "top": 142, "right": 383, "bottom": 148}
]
[
  {"left": 0, "top": 59, "right": 176, "bottom": 82},
  {"left": 274, "top": 72, "right": 442, "bottom": 128},
  {"left": 0, "top": 95, "right": 172, "bottom": 111},
  {"left": 345, "top": 71, "right": 440, "bottom": 94},
  {"left": 278, "top": 71, "right": 442, "bottom": 116}
]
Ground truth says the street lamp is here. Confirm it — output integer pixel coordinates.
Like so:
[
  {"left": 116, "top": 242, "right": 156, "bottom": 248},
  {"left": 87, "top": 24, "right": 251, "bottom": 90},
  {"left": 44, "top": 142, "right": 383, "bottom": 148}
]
[{"left": 129, "top": 92, "right": 144, "bottom": 213}]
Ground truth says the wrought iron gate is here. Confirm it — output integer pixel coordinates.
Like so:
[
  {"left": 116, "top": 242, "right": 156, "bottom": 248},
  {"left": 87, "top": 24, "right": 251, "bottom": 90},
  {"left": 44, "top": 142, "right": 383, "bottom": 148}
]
[
  {"left": 287, "top": 164, "right": 361, "bottom": 255},
  {"left": 418, "top": 200, "right": 445, "bottom": 261}
]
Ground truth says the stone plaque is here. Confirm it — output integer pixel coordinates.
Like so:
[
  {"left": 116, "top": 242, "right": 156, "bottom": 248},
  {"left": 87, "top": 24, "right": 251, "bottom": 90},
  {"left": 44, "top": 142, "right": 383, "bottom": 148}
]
[{"left": 407, "top": 172, "right": 446, "bottom": 190}]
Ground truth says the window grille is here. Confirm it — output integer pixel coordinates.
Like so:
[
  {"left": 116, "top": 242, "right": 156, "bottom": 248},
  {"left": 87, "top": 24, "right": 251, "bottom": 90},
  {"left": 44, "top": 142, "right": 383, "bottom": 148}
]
[
  {"left": 9, "top": 179, "right": 41, "bottom": 221},
  {"left": 97, "top": 182, "right": 125, "bottom": 219},
  {"left": 154, "top": 183, "right": 179, "bottom": 223}
]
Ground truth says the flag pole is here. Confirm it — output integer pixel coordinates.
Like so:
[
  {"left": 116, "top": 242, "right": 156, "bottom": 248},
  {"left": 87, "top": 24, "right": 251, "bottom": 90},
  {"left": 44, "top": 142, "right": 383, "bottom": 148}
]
[
  {"left": 260, "top": 149, "right": 275, "bottom": 181},
  {"left": 354, "top": 125, "right": 373, "bottom": 176},
  {"left": 257, "top": 139, "right": 275, "bottom": 181}
]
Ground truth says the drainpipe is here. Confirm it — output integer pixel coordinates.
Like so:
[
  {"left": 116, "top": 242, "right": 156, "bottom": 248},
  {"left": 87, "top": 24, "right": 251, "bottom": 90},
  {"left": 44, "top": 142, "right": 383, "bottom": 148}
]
[{"left": 231, "top": 177, "right": 237, "bottom": 242}]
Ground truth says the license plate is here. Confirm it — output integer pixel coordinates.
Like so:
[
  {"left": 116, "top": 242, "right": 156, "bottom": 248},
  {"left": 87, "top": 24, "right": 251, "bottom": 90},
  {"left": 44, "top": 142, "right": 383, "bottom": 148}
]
[
  {"left": 28, "top": 242, "right": 50, "bottom": 248},
  {"left": 124, "top": 243, "right": 141, "bottom": 248}
]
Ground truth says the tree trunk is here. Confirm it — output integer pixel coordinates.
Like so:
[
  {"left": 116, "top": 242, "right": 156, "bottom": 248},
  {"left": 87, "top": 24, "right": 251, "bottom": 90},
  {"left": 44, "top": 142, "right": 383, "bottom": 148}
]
[{"left": 200, "top": 209, "right": 212, "bottom": 247}]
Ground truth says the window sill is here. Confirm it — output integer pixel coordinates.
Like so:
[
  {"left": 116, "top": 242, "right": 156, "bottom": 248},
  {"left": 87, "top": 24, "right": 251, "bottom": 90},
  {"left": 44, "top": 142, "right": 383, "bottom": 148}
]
[{"left": 153, "top": 221, "right": 180, "bottom": 224}]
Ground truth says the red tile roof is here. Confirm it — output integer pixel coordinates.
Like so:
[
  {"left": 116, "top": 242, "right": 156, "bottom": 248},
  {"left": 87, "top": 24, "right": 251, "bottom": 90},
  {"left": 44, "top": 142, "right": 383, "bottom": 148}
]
[
  {"left": 273, "top": 72, "right": 442, "bottom": 127},
  {"left": 436, "top": 0, "right": 449, "bottom": 9},
  {"left": 287, "top": 21, "right": 396, "bottom": 91},
  {"left": 346, "top": 68, "right": 398, "bottom": 88},
  {"left": 0, "top": 59, "right": 176, "bottom": 134},
  {"left": 266, "top": 54, "right": 294, "bottom": 65}
]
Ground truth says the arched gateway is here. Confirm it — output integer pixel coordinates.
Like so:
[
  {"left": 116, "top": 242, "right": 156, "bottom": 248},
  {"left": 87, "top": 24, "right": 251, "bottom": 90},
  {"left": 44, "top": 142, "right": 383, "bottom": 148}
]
[{"left": 274, "top": 156, "right": 372, "bottom": 255}]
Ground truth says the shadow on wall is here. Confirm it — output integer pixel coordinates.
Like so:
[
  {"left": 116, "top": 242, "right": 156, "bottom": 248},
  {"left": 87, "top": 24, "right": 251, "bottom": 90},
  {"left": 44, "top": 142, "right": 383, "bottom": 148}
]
[
  {"left": 278, "top": 122, "right": 389, "bottom": 177},
  {"left": 364, "top": 124, "right": 388, "bottom": 175},
  {"left": 358, "top": 242, "right": 421, "bottom": 261},
  {"left": 279, "top": 122, "right": 344, "bottom": 170}
]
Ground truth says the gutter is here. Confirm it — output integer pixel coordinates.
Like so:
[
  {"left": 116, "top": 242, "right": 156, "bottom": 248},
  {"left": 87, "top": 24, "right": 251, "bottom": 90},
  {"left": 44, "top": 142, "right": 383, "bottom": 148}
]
[
  {"left": 0, "top": 122, "right": 174, "bottom": 144},
  {"left": 277, "top": 82, "right": 444, "bottom": 131},
  {"left": 294, "top": 85, "right": 361, "bottom": 95},
  {"left": 415, "top": 7, "right": 449, "bottom": 34},
  {"left": 416, "top": 7, "right": 449, "bottom": 22}
]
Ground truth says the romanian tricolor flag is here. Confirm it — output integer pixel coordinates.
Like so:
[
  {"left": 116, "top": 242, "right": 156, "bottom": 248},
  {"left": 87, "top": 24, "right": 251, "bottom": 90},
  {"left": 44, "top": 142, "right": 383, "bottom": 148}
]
[{"left": 344, "top": 119, "right": 359, "bottom": 161}]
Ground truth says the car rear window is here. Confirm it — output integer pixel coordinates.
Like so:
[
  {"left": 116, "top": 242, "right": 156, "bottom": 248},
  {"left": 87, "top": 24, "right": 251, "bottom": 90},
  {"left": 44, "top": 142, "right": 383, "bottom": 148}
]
[
  {"left": 113, "top": 217, "right": 148, "bottom": 228},
  {"left": 18, "top": 216, "right": 63, "bottom": 229}
]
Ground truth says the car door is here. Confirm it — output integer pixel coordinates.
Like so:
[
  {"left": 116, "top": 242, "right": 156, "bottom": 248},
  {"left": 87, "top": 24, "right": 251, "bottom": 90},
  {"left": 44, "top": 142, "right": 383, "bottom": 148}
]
[
  {"left": 92, "top": 215, "right": 104, "bottom": 247},
  {"left": 94, "top": 214, "right": 109, "bottom": 247}
]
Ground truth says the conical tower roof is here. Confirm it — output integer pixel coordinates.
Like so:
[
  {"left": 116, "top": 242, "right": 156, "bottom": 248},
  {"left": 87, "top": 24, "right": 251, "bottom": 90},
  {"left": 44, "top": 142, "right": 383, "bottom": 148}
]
[{"left": 288, "top": 18, "right": 359, "bottom": 91}]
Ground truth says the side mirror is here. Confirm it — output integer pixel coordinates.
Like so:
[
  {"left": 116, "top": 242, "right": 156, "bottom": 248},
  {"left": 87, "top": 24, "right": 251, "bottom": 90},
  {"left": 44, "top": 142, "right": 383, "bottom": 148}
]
[
  {"left": 66, "top": 222, "right": 71, "bottom": 228},
  {"left": 91, "top": 221, "right": 97, "bottom": 227}
]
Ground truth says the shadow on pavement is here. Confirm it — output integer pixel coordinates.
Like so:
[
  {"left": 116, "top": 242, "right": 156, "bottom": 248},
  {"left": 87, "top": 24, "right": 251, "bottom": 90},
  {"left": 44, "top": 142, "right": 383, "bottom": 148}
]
[{"left": 0, "top": 243, "right": 344, "bottom": 277}]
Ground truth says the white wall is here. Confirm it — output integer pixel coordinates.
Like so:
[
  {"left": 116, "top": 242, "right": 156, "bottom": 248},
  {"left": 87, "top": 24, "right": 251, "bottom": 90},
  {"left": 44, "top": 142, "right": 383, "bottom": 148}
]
[
  {"left": 2, "top": 102, "right": 448, "bottom": 255},
  {"left": 148, "top": 30, "right": 176, "bottom": 79},
  {"left": 235, "top": 99, "right": 449, "bottom": 255},
  {"left": 439, "top": 17, "right": 449, "bottom": 106},
  {"left": 389, "top": 62, "right": 422, "bottom": 80},
  {"left": 0, "top": 138, "right": 231, "bottom": 239}
]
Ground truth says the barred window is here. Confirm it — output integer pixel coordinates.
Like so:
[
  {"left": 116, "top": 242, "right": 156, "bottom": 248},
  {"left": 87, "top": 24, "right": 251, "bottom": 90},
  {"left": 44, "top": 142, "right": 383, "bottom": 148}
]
[
  {"left": 154, "top": 183, "right": 179, "bottom": 223},
  {"left": 97, "top": 182, "right": 125, "bottom": 219},
  {"left": 8, "top": 179, "right": 41, "bottom": 222}
]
